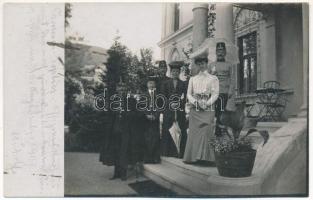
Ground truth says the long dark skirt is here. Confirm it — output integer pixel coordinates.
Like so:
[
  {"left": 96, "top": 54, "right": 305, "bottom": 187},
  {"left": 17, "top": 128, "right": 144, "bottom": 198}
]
[{"left": 161, "top": 115, "right": 187, "bottom": 158}]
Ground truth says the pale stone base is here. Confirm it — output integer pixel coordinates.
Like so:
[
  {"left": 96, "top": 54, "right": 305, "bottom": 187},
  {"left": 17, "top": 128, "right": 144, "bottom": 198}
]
[{"left": 144, "top": 119, "right": 307, "bottom": 196}]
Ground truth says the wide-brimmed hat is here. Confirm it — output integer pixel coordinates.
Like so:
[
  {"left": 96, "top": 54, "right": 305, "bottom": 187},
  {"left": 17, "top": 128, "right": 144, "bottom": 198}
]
[
  {"left": 194, "top": 56, "right": 208, "bottom": 63},
  {"left": 168, "top": 61, "right": 184, "bottom": 70}
]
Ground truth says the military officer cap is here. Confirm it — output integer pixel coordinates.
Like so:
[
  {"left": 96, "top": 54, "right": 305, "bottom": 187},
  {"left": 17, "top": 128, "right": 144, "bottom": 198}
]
[
  {"left": 168, "top": 61, "right": 184, "bottom": 70},
  {"left": 216, "top": 42, "right": 226, "bottom": 50}
]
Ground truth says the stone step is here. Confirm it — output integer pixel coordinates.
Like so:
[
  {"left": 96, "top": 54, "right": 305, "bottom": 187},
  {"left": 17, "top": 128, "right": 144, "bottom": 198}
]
[
  {"left": 257, "top": 122, "right": 288, "bottom": 128},
  {"left": 144, "top": 158, "right": 262, "bottom": 196},
  {"left": 256, "top": 122, "right": 287, "bottom": 133},
  {"left": 143, "top": 120, "right": 307, "bottom": 196},
  {"left": 241, "top": 122, "right": 287, "bottom": 140},
  {"left": 143, "top": 162, "right": 211, "bottom": 195},
  {"left": 161, "top": 157, "right": 218, "bottom": 182}
]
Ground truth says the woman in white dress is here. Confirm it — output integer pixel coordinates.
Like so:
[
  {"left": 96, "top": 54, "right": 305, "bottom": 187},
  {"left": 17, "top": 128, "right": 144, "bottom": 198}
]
[{"left": 183, "top": 56, "right": 219, "bottom": 163}]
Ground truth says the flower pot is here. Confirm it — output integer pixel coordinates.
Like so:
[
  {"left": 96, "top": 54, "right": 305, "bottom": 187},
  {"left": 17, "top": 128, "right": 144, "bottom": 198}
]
[{"left": 214, "top": 149, "right": 256, "bottom": 177}]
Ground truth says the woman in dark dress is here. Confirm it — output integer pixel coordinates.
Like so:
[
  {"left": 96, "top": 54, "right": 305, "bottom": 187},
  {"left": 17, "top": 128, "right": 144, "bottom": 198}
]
[{"left": 99, "top": 80, "right": 145, "bottom": 180}]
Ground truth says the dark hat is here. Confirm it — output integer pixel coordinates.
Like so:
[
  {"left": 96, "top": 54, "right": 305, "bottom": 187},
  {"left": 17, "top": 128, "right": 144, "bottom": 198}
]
[
  {"left": 169, "top": 61, "right": 184, "bottom": 70},
  {"left": 158, "top": 60, "right": 167, "bottom": 68},
  {"left": 194, "top": 56, "right": 208, "bottom": 63},
  {"left": 147, "top": 74, "right": 158, "bottom": 82},
  {"left": 216, "top": 42, "right": 226, "bottom": 49}
]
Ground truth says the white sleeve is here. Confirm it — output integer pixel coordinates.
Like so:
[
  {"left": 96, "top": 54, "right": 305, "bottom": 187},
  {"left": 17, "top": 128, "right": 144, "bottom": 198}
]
[
  {"left": 187, "top": 77, "right": 197, "bottom": 105},
  {"left": 206, "top": 76, "right": 219, "bottom": 106}
]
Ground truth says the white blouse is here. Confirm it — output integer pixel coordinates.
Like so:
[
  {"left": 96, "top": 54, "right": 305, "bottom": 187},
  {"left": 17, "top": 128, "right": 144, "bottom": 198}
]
[{"left": 187, "top": 70, "right": 219, "bottom": 106}]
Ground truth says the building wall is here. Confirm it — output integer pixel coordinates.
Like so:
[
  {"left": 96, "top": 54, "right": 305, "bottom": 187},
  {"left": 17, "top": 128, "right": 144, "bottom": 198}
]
[
  {"left": 234, "top": 7, "right": 303, "bottom": 118},
  {"left": 159, "top": 26, "right": 192, "bottom": 77},
  {"left": 161, "top": 3, "right": 194, "bottom": 39},
  {"left": 179, "top": 3, "right": 193, "bottom": 27},
  {"left": 276, "top": 5, "right": 303, "bottom": 117},
  {"left": 163, "top": 3, "right": 174, "bottom": 37},
  {"left": 160, "top": 4, "right": 304, "bottom": 118}
]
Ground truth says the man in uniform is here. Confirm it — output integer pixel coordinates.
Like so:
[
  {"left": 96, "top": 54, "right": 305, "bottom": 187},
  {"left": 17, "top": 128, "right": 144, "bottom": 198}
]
[
  {"left": 161, "top": 61, "right": 187, "bottom": 158},
  {"left": 157, "top": 60, "right": 171, "bottom": 91},
  {"left": 208, "top": 42, "right": 235, "bottom": 136}
]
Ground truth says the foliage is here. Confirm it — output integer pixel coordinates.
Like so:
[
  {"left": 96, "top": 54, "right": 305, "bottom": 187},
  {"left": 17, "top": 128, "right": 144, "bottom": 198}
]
[
  {"left": 65, "top": 74, "right": 83, "bottom": 124},
  {"left": 106, "top": 39, "right": 130, "bottom": 91},
  {"left": 65, "top": 73, "right": 108, "bottom": 152},
  {"left": 65, "top": 3, "right": 72, "bottom": 28},
  {"left": 127, "top": 49, "right": 156, "bottom": 92},
  {"left": 105, "top": 38, "right": 162, "bottom": 93},
  {"left": 208, "top": 4, "right": 216, "bottom": 38},
  {"left": 65, "top": 37, "right": 162, "bottom": 152},
  {"left": 210, "top": 104, "right": 269, "bottom": 154},
  {"left": 210, "top": 132, "right": 253, "bottom": 153}
]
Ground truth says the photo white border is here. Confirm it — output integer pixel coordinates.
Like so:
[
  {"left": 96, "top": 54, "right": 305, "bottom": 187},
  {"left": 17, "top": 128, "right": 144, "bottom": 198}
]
[{"left": 0, "top": 0, "right": 311, "bottom": 199}]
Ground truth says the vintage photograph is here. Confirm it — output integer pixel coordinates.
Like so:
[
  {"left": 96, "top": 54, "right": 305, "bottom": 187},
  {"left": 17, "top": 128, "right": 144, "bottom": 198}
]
[
  {"left": 63, "top": 2, "right": 308, "bottom": 197},
  {"left": 3, "top": 1, "right": 308, "bottom": 198}
]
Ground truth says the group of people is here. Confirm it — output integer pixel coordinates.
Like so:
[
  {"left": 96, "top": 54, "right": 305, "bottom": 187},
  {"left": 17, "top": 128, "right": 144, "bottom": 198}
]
[{"left": 99, "top": 42, "right": 235, "bottom": 181}]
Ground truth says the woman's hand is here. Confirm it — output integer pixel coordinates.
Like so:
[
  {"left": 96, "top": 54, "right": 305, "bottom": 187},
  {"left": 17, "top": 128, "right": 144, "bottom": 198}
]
[
  {"left": 198, "top": 101, "right": 208, "bottom": 110},
  {"left": 146, "top": 114, "right": 155, "bottom": 121}
]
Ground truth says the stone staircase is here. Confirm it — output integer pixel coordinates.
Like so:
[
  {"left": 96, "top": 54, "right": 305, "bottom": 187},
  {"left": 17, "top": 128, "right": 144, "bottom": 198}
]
[
  {"left": 144, "top": 157, "right": 218, "bottom": 195},
  {"left": 143, "top": 121, "right": 307, "bottom": 196},
  {"left": 255, "top": 122, "right": 288, "bottom": 133},
  {"left": 242, "top": 122, "right": 288, "bottom": 146}
]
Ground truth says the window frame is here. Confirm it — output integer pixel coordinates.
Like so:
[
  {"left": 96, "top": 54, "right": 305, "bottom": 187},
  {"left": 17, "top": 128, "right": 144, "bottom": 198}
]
[{"left": 238, "top": 31, "right": 258, "bottom": 94}]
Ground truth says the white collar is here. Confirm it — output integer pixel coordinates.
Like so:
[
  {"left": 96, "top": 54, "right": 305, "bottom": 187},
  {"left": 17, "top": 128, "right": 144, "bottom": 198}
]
[{"left": 198, "top": 70, "right": 209, "bottom": 76}]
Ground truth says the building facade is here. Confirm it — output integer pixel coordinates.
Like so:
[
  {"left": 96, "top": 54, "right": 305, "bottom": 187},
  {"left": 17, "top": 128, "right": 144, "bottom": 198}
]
[{"left": 158, "top": 3, "right": 308, "bottom": 119}]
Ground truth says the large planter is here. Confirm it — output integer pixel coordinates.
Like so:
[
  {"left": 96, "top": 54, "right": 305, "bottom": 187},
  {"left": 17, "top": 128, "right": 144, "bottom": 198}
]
[{"left": 214, "top": 149, "right": 257, "bottom": 178}]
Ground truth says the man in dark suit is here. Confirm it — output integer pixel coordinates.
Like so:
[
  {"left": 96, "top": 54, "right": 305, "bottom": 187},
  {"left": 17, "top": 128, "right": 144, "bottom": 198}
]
[
  {"left": 140, "top": 75, "right": 162, "bottom": 163},
  {"left": 161, "top": 61, "right": 187, "bottom": 158}
]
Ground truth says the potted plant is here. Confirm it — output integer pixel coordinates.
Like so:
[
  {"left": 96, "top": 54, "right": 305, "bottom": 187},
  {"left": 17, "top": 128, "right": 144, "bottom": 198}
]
[{"left": 210, "top": 102, "right": 269, "bottom": 178}]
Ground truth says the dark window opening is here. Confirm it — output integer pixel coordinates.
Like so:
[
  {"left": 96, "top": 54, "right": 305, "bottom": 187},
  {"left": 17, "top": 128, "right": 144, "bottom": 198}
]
[
  {"left": 238, "top": 31, "right": 257, "bottom": 94},
  {"left": 174, "top": 3, "right": 180, "bottom": 31}
]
